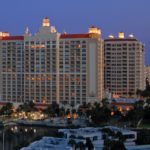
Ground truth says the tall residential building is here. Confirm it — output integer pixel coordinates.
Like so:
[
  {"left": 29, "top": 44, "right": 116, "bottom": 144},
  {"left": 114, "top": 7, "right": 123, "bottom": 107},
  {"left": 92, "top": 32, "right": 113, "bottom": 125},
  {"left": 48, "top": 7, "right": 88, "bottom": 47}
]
[
  {"left": 145, "top": 65, "right": 150, "bottom": 80},
  {"left": 104, "top": 32, "right": 145, "bottom": 97},
  {"left": 59, "top": 27, "right": 104, "bottom": 106},
  {"left": 0, "top": 17, "right": 104, "bottom": 107},
  {"left": 145, "top": 65, "right": 150, "bottom": 88},
  {"left": 0, "top": 34, "right": 24, "bottom": 105}
]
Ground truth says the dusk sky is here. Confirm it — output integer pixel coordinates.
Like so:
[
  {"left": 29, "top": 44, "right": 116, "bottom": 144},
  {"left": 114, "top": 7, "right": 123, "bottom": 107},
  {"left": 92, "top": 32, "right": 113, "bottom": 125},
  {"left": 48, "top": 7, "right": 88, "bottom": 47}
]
[{"left": 0, "top": 0, "right": 150, "bottom": 64}]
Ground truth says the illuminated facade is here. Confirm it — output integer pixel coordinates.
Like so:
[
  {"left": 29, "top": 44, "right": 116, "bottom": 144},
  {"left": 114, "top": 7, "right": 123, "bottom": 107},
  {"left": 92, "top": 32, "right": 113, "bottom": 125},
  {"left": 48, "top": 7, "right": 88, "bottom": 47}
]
[
  {"left": 104, "top": 32, "right": 145, "bottom": 97},
  {"left": 0, "top": 18, "right": 104, "bottom": 106},
  {"left": 59, "top": 28, "right": 104, "bottom": 105},
  {"left": 145, "top": 65, "right": 150, "bottom": 84},
  {"left": 0, "top": 35, "right": 24, "bottom": 104}
]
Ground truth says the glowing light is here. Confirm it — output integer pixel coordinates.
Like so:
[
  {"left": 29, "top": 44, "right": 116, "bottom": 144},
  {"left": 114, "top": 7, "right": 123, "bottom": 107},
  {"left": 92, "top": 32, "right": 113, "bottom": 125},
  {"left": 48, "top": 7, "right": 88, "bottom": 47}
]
[
  {"left": 118, "top": 32, "right": 125, "bottom": 39},
  {"left": 109, "top": 35, "right": 114, "bottom": 38},
  {"left": 126, "top": 107, "right": 130, "bottom": 111},
  {"left": 34, "top": 129, "right": 36, "bottom": 133},
  {"left": 25, "top": 128, "right": 28, "bottom": 132},
  {"left": 76, "top": 44, "right": 81, "bottom": 48},
  {"left": 14, "top": 126, "right": 18, "bottom": 130},
  {"left": 42, "top": 100, "right": 46, "bottom": 104},
  {"left": 30, "top": 45, "right": 45, "bottom": 49},
  {"left": 0, "top": 32, "right": 10, "bottom": 37},
  {"left": 37, "top": 77, "right": 41, "bottom": 81},
  {"left": 129, "top": 34, "right": 134, "bottom": 38},
  {"left": 112, "top": 94, "right": 120, "bottom": 98},
  {"left": 111, "top": 111, "right": 114, "bottom": 116},
  {"left": 51, "top": 26, "right": 57, "bottom": 33},
  {"left": 42, "top": 17, "right": 50, "bottom": 27},
  {"left": 118, "top": 107, "right": 122, "bottom": 112},
  {"left": 88, "top": 26, "right": 101, "bottom": 34},
  {"left": 73, "top": 113, "right": 78, "bottom": 119},
  {"left": 66, "top": 113, "right": 71, "bottom": 119}
]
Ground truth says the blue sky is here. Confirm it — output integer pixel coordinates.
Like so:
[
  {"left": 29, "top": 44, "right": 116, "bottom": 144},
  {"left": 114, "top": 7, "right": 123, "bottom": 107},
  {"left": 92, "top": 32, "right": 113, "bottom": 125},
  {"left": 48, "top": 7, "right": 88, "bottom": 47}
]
[{"left": 0, "top": 0, "right": 150, "bottom": 63}]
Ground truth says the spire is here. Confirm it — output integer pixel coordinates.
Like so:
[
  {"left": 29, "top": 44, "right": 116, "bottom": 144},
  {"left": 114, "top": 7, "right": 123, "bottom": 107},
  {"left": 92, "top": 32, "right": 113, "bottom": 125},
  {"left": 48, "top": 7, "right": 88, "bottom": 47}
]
[
  {"left": 63, "top": 29, "right": 67, "bottom": 34},
  {"left": 24, "top": 27, "right": 31, "bottom": 36},
  {"left": 42, "top": 17, "right": 50, "bottom": 27},
  {"left": 25, "top": 27, "right": 29, "bottom": 34}
]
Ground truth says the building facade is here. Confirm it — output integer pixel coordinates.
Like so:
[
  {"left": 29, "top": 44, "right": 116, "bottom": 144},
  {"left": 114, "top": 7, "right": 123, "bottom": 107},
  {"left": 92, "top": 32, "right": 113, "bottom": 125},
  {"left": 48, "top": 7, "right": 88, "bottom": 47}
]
[
  {"left": 0, "top": 17, "right": 104, "bottom": 106},
  {"left": 104, "top": 32, "right": 145, "bottom": 97},
  {"left": 145, "top": 65, "right": 150, "bottom": 80},
  {"left": 0, "top": 35, "right": 24, "bottom": 105}
]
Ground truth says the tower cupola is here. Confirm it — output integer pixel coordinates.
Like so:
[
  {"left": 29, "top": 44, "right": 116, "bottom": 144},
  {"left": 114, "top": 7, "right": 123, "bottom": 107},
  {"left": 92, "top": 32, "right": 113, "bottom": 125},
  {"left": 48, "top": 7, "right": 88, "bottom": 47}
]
[{"left": 42, "top": 17, "right": 50, "bottom": 27}]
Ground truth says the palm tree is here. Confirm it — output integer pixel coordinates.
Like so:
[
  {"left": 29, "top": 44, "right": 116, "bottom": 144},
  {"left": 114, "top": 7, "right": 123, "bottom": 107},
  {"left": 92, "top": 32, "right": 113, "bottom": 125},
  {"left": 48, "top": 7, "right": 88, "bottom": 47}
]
[
  {"left": 68, "top": 139, "right": 76, "bottom": 149},
  {"left": 59, "top": 107, "right": 65, "bottom": 117},
  {"left": 17, "top": 101, "right": 37, "bottom": 113},
  {"left": 136, "top": 89, "right": 142, "bottom": 98},
  {"left": 90, "top": 102, "right": 111, "bottom": 124},
  {"left": 0, "top": 102, "right": 14, "bottom": 116},
  {"left": 85, "top": 138, "right": 94, "bottom": 150},
  {"left": 78, "top": 141, "right": 86, "bottom": 150}
]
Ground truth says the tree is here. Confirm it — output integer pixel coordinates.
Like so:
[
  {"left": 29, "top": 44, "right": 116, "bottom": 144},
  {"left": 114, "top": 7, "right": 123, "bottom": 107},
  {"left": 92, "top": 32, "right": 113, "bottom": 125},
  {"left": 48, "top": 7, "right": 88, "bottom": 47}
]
[
  {"left": 42, "top": 102, "right": 60, "bottom": 117},
  {"left": 136, "top": 89, "right": 142, "bottom": 97},
  {"left": 143, "top": 106, "right": 150, "bottom": 124},
  {"left": 17, "top": 101, "right": 37, "bottom": 113},
  {"left": 116, "top": 131, "right": 126, "bottom": 142},
  {"left": 68, "top": 139, "right": 77, "bottom": 149},
  {"left": 141, "top": 90, "right": 150, "bottom": 98},
  {"left": 66, "top": 109, "right": 70, "bottom": 115},
  {"left": 90, "top": 102, "right": 111, "bottom": 124},
  {"left": 59, "top": 107, "right": 65, "bottom": 117},
  {"left": 102, "top": 98, "right": 109, "bottom": 107},
  {"left": 140, "top": 77, "right": 150, "bottom": 98},
  {"left": 85, "top": 138, "right": 94, "bottom": 150},
  {"left": 146, "top": 77, "right": 150, "bottom": 91},
  {"left": 72, "top": 109, "right": 76, "bottom": 114},
  {"left": 78, "top": 141, "right": 86, "bottom": 150},
  {"left": 0, "top": 102, "right": 14, "bottom": 116},
  {"left": 128, "top": 91, "right": 133, "bottom": 97},
  {"left": 103, "top": 139, "right": 127, "bottom": 150},
  {"left": 125, "top": 101, "right": 144, "bottom": 127}
]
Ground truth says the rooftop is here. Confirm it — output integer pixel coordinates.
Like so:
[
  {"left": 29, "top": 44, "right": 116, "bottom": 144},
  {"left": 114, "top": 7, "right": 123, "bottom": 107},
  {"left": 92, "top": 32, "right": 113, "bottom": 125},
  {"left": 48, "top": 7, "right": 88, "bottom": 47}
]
[
  {"left": 1, "top": 36, "right": 24, "bottom": 40},
  {"left": 60, "top": 33, "right": 91, "bottom": 39}
]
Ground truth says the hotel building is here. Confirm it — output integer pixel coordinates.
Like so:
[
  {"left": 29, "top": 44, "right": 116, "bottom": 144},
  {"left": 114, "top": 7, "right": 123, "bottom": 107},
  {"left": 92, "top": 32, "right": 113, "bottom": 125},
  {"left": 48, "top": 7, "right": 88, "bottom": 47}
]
[
  {"left": 104, "top": 32, "right": 145, "bottom": 97},
  {"left": 0, "top": 17, "right": 104, "bottom": 106},
  {"left": 0, "top": 33, "right": 24, "bottom": 105},
  {"left": 145, "top": 65, "right": 150, "bottom": 80}
]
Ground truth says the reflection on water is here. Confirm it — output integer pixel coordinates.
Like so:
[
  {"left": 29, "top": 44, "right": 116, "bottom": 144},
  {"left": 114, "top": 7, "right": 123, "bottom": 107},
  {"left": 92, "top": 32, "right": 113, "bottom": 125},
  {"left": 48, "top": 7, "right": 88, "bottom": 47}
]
[{"left": 0, "top": 126, "right": 58, "bottom": 150}]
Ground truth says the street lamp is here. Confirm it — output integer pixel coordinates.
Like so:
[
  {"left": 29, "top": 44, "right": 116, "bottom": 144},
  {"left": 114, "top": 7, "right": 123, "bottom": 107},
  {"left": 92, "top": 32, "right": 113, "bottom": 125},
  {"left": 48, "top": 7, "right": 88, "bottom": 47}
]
[
  {"left": 2, "top": 129, "right": 5, "bottom": 150},
  {"left": 2, "top": 122, "right": 17, "bottom": 150}
]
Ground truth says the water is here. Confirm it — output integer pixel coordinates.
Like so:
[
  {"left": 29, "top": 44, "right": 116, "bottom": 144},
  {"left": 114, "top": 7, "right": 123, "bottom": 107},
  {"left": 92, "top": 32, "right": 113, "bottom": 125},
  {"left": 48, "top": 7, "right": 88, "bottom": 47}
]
[{"left": 0, "top": 126, "right": 58, "bottom": 150}]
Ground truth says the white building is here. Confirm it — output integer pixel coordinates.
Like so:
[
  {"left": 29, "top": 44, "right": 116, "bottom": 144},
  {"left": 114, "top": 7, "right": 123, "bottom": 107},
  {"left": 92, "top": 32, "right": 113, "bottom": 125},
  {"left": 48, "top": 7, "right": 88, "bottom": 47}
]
[
  {"left": 0, "top": 34, "right": 24, "bottom": 106},
  {"left": 104, "top": 32, "right": 145, "bottom": 97},
  {"left": 145, "top": 65, "right": 150, "bottom": 83},
  {"left": 0, "top": 17, "right": 104, "bottom": 107}
]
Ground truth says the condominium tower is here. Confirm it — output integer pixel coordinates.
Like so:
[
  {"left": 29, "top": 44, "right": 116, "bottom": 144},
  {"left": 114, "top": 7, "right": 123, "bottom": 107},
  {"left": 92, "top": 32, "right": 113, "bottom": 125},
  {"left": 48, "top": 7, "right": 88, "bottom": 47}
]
[
  {"left": 0, "top": 17, "right": 104, "bottom": 107},
  {"left": 104, "top": 32, "right": 145, "bottom": 97},
  {"left": 145, "top": 65, "right": 150, "bottom": 80}
]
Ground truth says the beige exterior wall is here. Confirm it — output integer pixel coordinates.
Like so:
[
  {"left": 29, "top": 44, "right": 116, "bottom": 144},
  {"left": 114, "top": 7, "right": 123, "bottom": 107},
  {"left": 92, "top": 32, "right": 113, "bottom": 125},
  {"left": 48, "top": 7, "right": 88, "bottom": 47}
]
[
  {"left": 104, "top": 36, "right": 145, "bottom": 97},
  {"left": 59, "top": 33, "right": 103, "bottom": 105},
  {"left": 87, "top": 36, "right": 104, "bottom": 102},
  {"left": 145, "top": 65, "right": 150, "bottom": 86},
  {"left": 0, "top": 39, "right": 24, "bottom": 103},
  {"left": 0, "top": 19, "right": 104, "bottom": 106}
]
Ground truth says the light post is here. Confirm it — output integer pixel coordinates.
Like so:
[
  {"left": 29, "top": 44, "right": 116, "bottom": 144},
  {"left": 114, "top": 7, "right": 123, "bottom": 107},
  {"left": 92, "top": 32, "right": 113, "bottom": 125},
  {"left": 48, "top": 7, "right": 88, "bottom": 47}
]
[
  {"left": 2, "top": 129, "right": 5, "bottom": 150},
  {"left": 2, "top": 124, "right": 8, "bottom": 150},
  {"left": 2, "top": 123, "right": 17, "bottom": 150}
]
